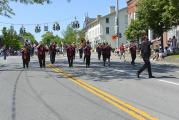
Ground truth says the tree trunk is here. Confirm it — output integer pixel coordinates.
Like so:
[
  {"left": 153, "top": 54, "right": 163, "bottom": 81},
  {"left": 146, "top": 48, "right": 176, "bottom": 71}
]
[
  {"left": 159, "top": 29, "right": 164, "bottom": 52},
  {"left": 161, "top": 34, "right": 164, "bottom": 51},
  {"left": 137, "top": 36, "right": 140, "bottom": 49}
]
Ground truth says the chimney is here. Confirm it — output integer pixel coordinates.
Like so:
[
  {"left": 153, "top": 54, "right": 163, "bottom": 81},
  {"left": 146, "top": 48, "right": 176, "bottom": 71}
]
[{"left": 110, "top": 6, "right": 115, "bottom": 14}]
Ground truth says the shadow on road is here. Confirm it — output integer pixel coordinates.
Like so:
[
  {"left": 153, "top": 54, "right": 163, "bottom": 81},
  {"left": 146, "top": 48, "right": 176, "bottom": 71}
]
[{"left": 54, "top": 60, "right": 179, "bottom": 82}]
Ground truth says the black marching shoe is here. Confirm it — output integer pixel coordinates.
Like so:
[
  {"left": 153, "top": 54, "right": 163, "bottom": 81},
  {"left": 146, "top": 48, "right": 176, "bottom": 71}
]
[
  {"left": 137, "top": 71, "right": 140, "bottom": 78},
  {"left": 149, "top": 76, "right": 155, "bottom": 78}
]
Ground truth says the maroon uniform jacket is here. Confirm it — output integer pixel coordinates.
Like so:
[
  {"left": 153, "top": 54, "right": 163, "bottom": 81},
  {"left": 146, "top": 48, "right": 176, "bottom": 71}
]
[
  {"left": 22, "top": 48, "right": 30, "bottom": 61},
  {"left": 84, "top": 45, "right": 91, "bottom": 56},
  {"left": 67, "top": 45, "right": 75, "bottom": 58},
  {"left": 96, "top": 45, "right": 102, "bottom": 54},
  {"left": 129, "top": 44, "right": 137, "bottom": 55},
  {"left": 37, "top": 45, "right": 48, "bottom": 58},
  {"left": 49, "top": 44, "right": 56, "bottom": 53}
]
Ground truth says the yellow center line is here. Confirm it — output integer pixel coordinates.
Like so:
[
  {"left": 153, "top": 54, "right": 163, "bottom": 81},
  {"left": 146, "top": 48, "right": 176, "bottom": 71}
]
[{"left": 48, "top": 64, "right": 158, "bottom": 120}]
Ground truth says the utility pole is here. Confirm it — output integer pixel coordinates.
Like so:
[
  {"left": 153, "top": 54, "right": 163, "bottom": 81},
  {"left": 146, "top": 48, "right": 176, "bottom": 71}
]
[{"left": 115, "top": 0, "right": 119, "bottom": 48}]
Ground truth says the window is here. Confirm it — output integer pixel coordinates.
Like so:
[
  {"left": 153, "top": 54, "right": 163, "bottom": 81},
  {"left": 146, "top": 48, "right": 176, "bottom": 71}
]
[
  {"left": 106, "top": 18, "right": 109, "bottom": 23},
  {"left": 106, "top": 27, "right": 109, "bottom": 34}
]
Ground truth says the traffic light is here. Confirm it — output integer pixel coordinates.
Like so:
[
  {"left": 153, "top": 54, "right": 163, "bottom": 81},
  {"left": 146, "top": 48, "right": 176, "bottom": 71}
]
[
  {"left": 118, "top": 33, "right": 122, "bottom": 38},
  {"left": 56, "top": 23, "right": 60, "bottom": 31},
  {"left": 20, "top": 27, "right": 24, "bottom": 34},
  {"left": 10, "top": 25, "right": 14, "bottom": 32},
  {"left": 35, "top": 25, "right": 41, "bottom": 33},
  {"left": 35, "top": 26, "right": 38, "bottom": 33},
  {"left": 44, "top": 25, "right": 48, "bottom": 31},
  {"left": 2, "top": 27, "right": 7, "bottom": 32},
  {"left": 53, "top": 24, "right": 56, "bottom": 30},
  {"left": 38, "top": 26, "right": 41, "bottom": 32},
  {"left": 77, "top": 22, "right": 80, "bottom": 28},
  {"left": 23, "top": 27, "right": 26, "bottom": 33}
]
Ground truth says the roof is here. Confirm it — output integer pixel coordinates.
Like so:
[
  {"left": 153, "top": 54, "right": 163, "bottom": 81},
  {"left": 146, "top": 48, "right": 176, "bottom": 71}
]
[{"left": 86, "top": 7, "right": 127, "bottom": 27}]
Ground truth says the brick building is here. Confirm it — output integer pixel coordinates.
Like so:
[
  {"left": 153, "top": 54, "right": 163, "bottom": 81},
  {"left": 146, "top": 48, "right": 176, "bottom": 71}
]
[{"left": 126, "top": 0, "right": 179, "bottom": 48}]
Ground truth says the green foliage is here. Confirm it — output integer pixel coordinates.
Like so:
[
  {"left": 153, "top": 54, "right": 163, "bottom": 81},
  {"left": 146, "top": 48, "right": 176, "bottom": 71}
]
[
  {"left": 22, "top": 32, "right": 35, "bottom": 44},
  {"left": 2, "top": 28, "right": 21, "bottom": 50},
  {"left": 77, "top": 29, "right": 85, "bottom": 43},
  {"left": 41, "top": 32, "right": 62, "bottom": 46},
  {"left": 125, "top": 19, "right": 146, "bottom": 41},
  {"left": 62, "top": 25, "right": 76, "bottom": 44},
  {"left": 137, "top": 0, "right": 179, "bottom": 36},
  {"left": 0, "top": 0, "right": 51, "bottom": 17}
]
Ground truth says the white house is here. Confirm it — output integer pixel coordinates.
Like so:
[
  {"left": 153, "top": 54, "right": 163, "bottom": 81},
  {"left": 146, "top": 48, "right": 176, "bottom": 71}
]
[{"left": 83, "top": 6, "right": 128, "bottom": 48}]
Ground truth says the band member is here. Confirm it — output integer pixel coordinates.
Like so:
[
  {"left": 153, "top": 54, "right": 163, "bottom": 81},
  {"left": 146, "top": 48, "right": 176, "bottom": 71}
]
[
  {"left": 105, "top": 43, "right": 112, "bottom": 66},
  {"left": 84, "top": 41, "right": 91, "bottom": 68},
  {"left": 72, "top": 42, "right": 76, "bottom": 60},
  {"left": 49, "top": 42, "right": 57, "bottom": 64},
  {"left": 37, "top": 43, "right": 48, "bottom": 68},
  {"left": 2, "top": 46, "right": 7, "bottom": 60},
  {"left": 83, "top": 42, "right": 87, "bottom": 63},
  {"left": 67, "top": 44, "right": 75, "bottom": 67},
  {"left": 21, "top": 45, "right": 30, "bottom": 68},
  {"left": 102, "top": 43, "right": 107, "bottom": 66},
  {"left": 119, "top": 43, "right": 125, "bottom": 61},
  {"left": 79, "top": 42, "right": 84, "bottom": 59},
  {"left": 129, "top": 41, "right": 137, "bottom": 65},
  {"left": 96, "top": 43, "right": 102, "bottom": 60}
]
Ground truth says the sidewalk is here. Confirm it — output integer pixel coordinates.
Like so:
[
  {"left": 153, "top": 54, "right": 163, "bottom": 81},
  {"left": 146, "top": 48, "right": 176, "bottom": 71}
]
[
  {"left": 164, "top": 55, "right": 179, "bottom": 63},
  {"left": 110, "top": 52, "right": 179, "bottom": 65}
]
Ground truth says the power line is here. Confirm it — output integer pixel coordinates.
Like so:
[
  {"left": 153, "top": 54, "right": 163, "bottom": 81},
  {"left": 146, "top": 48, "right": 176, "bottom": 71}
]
[{"left": 0, "top": 17, "right": 77, "bottom": 26}]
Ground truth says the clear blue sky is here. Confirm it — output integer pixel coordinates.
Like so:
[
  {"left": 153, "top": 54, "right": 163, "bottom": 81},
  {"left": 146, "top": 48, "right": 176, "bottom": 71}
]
[{"left": 0, "top": 0, "right": 127, "bottom": 41}]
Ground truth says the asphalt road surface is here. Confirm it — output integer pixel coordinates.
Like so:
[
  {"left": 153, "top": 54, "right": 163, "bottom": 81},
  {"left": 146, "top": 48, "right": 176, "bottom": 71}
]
[{"left": 0, "top": 54, "right": 179, "bottom": 120}]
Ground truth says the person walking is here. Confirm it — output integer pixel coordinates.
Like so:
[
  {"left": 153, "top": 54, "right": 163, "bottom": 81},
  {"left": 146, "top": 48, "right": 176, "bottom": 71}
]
[
  {"left": 119, "top": 43, "right": 126, "bottom": 61},
  {"left": 2, "top": 46, "right": 7, "bottom": 60},
  {"left": 102, "top": 43, "right": 107, "bottom": 66},
  {"left": 79, "top": 42, "right": 84, "bottom": 59},
  {"left": 172, "top": 36, "right": 177, "bottom": 54},
  {"left": 137, "top": 34, "right": 158, "bottom": 78},
  {"left": 72, "top": 42, "right": 76, "bottom": 60},
  {"left": 49, "top": 42, "right": 57, "bottom": 64},
  {"left": 84, "top": 41, "right": 91, "bottom": 68},
  {"left": 129, "top": 41, "right": 137, "bottom": 65},
  {"left": 66, "top": 44, "right": 75, "bottom": 67},
  {"left": 96, "top": 43, "right": 102, "bottom": 60},
  {"left": 105, "top": 43, "right": 112, "bottom": 66},
  {"left": 37, "top": 43, "right": 48, "bottom": 68},
  {"left": 21, "top": 45, "right": 30, "bottom": 69}
]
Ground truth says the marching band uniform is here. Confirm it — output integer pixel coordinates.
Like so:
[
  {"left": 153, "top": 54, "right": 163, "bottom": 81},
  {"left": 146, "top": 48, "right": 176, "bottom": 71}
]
[
  {"left": 84, "top": 42, "right": 91, "bottom": 68},
  {"left": 49, "top": 42, "right": 57, "bottom": 64},
  {"left": 67, "top": 44, "right": 75, "bottom": 67},
  {"left": 37, "top": 44, "right": 48, "bottom": 68}
]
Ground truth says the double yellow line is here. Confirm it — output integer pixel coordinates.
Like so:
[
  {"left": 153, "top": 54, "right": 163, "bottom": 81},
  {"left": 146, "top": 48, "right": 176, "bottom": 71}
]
[{"left": 48, "top": 64, "right": 158, "bottom": 120}]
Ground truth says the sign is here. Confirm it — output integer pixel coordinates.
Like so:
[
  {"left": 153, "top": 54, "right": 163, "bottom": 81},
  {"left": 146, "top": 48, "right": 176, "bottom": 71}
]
[{"left": 112, "top": 34, "right": 118, "bottom": 41}]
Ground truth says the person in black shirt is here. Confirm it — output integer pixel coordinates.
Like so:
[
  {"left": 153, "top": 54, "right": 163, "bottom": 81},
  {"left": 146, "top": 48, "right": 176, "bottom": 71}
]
[{"left": 137, "top": 34, "right": 159, "bottom": 78}]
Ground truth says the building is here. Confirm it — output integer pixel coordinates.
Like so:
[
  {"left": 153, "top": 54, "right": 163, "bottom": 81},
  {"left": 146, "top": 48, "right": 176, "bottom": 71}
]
[
  {"left": 126, "top": 0, "right": 137, "bottom": 24},
  {"left": 126, "top": 0, "right": 179, "bottom": 48},
  {"left": 83, "top": 6, "right": 128, "bottom": 48}
]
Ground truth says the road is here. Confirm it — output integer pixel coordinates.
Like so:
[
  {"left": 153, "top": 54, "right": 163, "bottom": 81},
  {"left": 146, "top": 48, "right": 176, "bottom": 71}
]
[{"left": 0, "top": 53, "right": 179, "bottom": 120}]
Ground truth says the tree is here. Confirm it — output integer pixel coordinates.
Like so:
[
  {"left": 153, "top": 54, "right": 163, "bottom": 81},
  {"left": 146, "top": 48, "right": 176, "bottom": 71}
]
[
  {"left": 41, "top": 32, "right": 61, "bottom": 46},
  {"left": 77, "top": 29, "right": 85, "bottom": 43},
  {"left": 125, "top": 19, "right": 146, "bottom": 43},
  {"left": 2, "top": 27, "right": 21, "bottom": 50},
  {"left": 0, "top": 0, "right": 51, "bottom": 17},
  {"left": 62, "top": 25, "right": 76, "bottom": 44},
  {"left": 22, "top": 32, "right": 35, "bottom": 44},
  {"left": 137, "top": 0, "right": 179, "bottom": 49}
]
